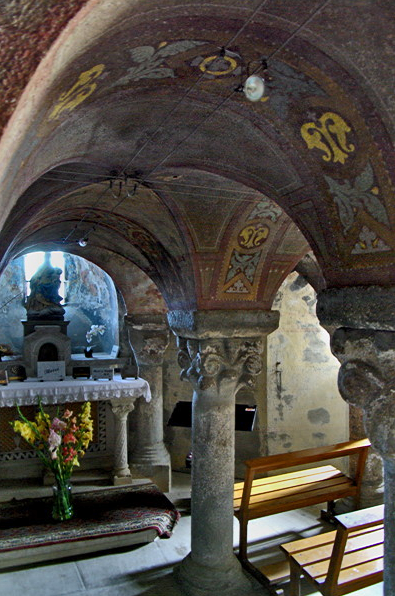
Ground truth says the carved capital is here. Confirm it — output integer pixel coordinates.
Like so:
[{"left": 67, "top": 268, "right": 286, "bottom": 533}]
[
  {"left": 125, "top": 314, "right": 169, "bottom": 366},
  {"left": 331, "top": 327, "right": 395, "bottom": 458},
  {"left": 176, "top": 335, "right": 263, "bottom": 393},
  {"left": 169, "top": 309, "right": 277, "bottom": 395},
  {"left": 110, "top": 398, "right": 137, "bottom": 419}
]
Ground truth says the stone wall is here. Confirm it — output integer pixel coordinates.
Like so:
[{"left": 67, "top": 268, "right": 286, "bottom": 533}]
[{"left": 266, "top": 272, "right": 348, "bottom": 457}]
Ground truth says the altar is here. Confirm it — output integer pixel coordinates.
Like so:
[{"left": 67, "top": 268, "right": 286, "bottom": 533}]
[{"left": 0, "top": 375, "right": 151, "bottom": 485}]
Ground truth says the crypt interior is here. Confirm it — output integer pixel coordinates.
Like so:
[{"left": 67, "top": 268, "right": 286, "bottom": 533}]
[{"left": 0, "top": 1, "right": 393, "bottom": 595}]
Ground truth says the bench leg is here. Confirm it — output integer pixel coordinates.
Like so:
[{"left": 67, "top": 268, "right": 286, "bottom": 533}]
[
  {"left": 238, "top": 519, "right": 249, "bottom": 562},
  {"left": 321, "top": 500, "right": 336, "bottom": 523},
  {"left": 289, "top": 559, "right": 302, "bottom": 596}
]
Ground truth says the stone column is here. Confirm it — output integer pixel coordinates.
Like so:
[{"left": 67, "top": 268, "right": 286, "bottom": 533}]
[
  {"left": 168, "top": 309, "right": 279, "bottom": 596},
  {"left": 125, "top": 314, "right": 171, "bottom": 492},
  {"left": 110, "top": 397, "right": 138, "bottom": 485},
  {"left": 317, "top": 286, "right": 395, "bottom": 596}
]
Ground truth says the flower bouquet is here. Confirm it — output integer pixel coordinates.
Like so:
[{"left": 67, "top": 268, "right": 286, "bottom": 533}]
[
  {"left": 10, "top": 400, "right": 93, "bottom": 521},
  {"left": 85, "top": 324, "right": 106, "bottom": 357}
]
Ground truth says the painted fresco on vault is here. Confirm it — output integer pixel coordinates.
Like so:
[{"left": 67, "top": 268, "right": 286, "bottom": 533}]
[
  {"left": 301, "top": 112, "right": 355, "bottom": 164},
  {"left": 112, "top": 40, "right": 205, "bottom": 86},
  {"left": 297, "top": 95, "right": 395, "bottom": 268},
  {"left": 216, "top": 197, "right": 283, "bottom": 303},
  {"left": 49, "top": 64, "right": 105, "bottom": 120}
]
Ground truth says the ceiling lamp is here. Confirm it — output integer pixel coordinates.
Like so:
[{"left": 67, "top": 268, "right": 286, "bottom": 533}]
[{"left": 243, "top": 74, "right": 265, "bottom": 102}]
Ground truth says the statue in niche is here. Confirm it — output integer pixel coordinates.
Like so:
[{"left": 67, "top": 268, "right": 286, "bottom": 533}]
[{"left": 24, "top": 254, "right": 65, "bottom": 320}]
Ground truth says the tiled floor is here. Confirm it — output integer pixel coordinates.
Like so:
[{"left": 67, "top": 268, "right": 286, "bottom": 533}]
[{"left": 0, "top": 472, "right": 383, "bottom": 596}]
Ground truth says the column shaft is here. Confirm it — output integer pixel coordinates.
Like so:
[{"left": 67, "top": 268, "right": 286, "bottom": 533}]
[
  {"left": 126, "top": 314, "right": 171, "bottom": 491},
  {"left": 110, "top": 399, "right": 135, "bottom": 485},
  {"left": 168, "top": 309, "right": 279, "bottom": 596},
  {"left": 384, "top": 457, "right": 395, "bottom": 595}
]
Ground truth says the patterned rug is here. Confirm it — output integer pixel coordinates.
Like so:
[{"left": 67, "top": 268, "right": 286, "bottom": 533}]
[{"left": 0, "top": 484, "right": 180, "bottom": 553}]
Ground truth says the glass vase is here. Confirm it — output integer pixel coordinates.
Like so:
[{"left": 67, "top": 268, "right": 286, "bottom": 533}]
[{"left": 52, "top": 477, "right": 73, "bottom": 522}]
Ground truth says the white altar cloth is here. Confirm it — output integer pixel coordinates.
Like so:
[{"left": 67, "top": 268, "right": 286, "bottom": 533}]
[{"left": 0, "top": 375, "right": 151, "bottom": 408}]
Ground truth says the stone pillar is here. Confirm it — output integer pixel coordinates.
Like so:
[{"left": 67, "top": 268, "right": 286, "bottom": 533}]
[
  {"left": 126, "top": 314, "right": 171, "bottom": 492},
  {"left": 168, "top": 309, "right": 279, "bottom": 596},
  {"left": 110, "top": 397, "right": 138, "bottom": 485},
  {"left": 317, "top": 286, "right": 395, "bottom": 596}
]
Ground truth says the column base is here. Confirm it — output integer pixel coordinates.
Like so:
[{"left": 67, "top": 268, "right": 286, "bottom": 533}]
[
  {"left": 130, "top": 463, "right": 171, "bottom": 492},
  {"left": 174, "top": 553, "right": 259, "bottom": 596},
  {"left": 112, "top": 467, "right": 133, "bottom": 486}
]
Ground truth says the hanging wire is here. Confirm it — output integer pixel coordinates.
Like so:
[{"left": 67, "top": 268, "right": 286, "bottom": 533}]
[
  {"left": 53, "top": 0, "right": 332, "bottom": 243},
  {"left": 120, "top": 0, "right": 270, "bottom": 177},
  {"left": 0, "top": 290, "right": 24, "bottom": 313}
]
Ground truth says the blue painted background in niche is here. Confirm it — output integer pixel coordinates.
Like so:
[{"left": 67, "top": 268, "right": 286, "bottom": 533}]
[{"left": 0, "top": 253, "right": 118, "bottom": 355}]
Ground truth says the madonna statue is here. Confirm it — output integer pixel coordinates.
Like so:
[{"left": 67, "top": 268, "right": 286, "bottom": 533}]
[{"left": 25, "top": 254, "right": 66, "bottom": 320}]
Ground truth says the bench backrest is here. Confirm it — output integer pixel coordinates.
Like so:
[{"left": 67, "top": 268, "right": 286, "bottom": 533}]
[
  {"left": 239, "top": 439, "right": 371, "bottom": 514},
  {"left": 325, "top": 504, "right": 384, "bottom": 593}
]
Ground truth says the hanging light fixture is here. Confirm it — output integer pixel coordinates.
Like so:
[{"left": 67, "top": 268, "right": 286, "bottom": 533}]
[{"left": 243, "top": 74, "right": 265, "bottom": 102}]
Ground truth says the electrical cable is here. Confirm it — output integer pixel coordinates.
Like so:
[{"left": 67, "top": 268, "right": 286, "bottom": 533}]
[{"left": 46, "top": 0, "right": 331, "bottom": 244}]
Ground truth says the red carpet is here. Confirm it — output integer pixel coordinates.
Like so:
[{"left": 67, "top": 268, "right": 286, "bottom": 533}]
[{"left": 0, "top": 484, "right": 180, "bottom": 554}]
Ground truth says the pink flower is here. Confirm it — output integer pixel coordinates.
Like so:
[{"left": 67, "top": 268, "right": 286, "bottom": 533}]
[
  {"left": 48, "top": 429, "right": 61, "bottom": 459},
  {"left": 64, "top": 432, "right": 77, "bottom": 444},
  {"left": 51, "top": 417, "right": 67, "bottom": 432},
  {"left": 63, "top": 410, "right": 73, "bottom": 419}
]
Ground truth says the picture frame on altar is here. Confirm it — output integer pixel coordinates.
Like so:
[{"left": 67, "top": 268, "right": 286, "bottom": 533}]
[
  {"left": 110, "top": 345, "right": 119, "bottom": 358},
  {"left": 0, "top": 369, "right": 8, "bottom": 385},
  {"left": 92, "top": 367, "right": 114, "bottom": 381},
  {"left": 37, "top": 361, "right": 66, "bottom": 381}
]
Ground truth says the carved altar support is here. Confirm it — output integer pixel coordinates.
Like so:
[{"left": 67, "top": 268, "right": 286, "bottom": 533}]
[
  {"left": 317, "top": 286, "right": 395, "bottom": 596},
  {"left": 110, "top": 398, "right": 136, "bottom": 485},
  {"left": 125, "top": 314, "right": 171, "bottom": 492},
  {"left": 167, "top": 309, "right": 279, "bottom": 596}
]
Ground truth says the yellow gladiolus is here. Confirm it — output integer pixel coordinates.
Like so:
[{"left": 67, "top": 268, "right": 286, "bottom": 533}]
[{"left": 12, "top": 420, "right": 37, "bottom": 444}]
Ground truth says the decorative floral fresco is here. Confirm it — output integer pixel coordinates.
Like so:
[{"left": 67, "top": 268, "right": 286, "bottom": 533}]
[
  {"left": 324, "top": 162, "right": 390, "bottom": 233},
  {"left": 215, "top": 196, "right": 306, "bottom": 304},
  {"left": 49, "top": 64, "right": 105, "bottom": 120},
  {"left": 112, "top": 40, "right": 205, "bottom": 86}
]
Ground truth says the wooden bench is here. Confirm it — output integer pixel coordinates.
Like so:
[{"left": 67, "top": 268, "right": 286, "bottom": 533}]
[
  {"left": 280, "top": 504, "right": 384, "bottom": 595},
  {"left": 233, "top": 438, "right": 371, "bottom": 569}
]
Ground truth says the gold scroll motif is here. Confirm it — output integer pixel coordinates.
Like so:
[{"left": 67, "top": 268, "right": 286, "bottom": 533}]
[
  {"left": 301, "top": 112, "right": 355, "bottom": 164},
  {"left": 238, "top": 223, "right": 269, "bottom": 249},
  {"left": 49, "top": 64, "right": 105, "bottom": 120}
]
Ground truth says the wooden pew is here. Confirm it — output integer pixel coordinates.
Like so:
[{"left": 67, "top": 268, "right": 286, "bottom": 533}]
[
  {"left": 280, "top": 504, "right": 384, "bottom": 595},
  {"left": 233, "top": 438, "right": 371, "bottom": 570}
]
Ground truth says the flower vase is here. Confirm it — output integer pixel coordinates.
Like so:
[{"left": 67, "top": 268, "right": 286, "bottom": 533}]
[
  {"left": 84, "top": 346, "right": 93, "bottom": 358},
  {"left": 52, "top": 478, "right": 73, "bottom": 521}
]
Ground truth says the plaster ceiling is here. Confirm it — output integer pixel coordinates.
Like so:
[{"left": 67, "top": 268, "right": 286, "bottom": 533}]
[{"left": 0, "top": 0, "right": 394, "bottom": 310}]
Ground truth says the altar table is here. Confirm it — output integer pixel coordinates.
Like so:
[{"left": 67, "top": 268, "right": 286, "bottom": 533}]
[{"left": 0, "top": 375, "right": 151, "bottom": 484}]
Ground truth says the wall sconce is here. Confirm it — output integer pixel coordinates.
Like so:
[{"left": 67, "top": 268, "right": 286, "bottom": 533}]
[{"left": 275, "top": 361, "right": 282, "bottom": 393}]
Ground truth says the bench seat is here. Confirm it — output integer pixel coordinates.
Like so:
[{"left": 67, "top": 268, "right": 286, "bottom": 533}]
[
  {"left": 233, "top": 438, "right": 371, "bottom": 588},
  {"left": 280, "top": 504, "right": 384, "bottom": 596},
  {"left": 234, "top": 464, "right": 356, "bottom": 519}
]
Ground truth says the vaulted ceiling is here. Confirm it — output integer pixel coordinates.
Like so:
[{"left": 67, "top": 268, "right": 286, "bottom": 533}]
[{"left": 0, "top": 0, "right": 394, "bottom": 311}]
